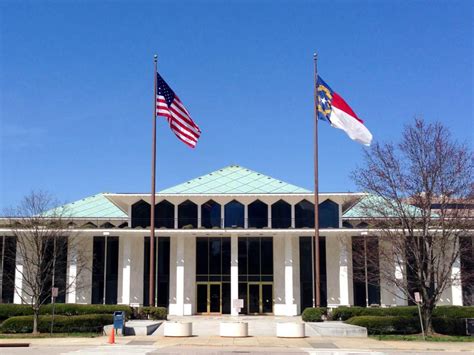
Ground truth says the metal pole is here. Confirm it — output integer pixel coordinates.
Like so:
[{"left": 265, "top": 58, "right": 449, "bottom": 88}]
[
  {"left": 364, "top": 235, "right": 369, "bottom": 307},
  {"left": 313, "top": 52, "right": 321, "bottom": 307},
  {"left": 150, "top": 54, "right": 158, "bottom": 306}
]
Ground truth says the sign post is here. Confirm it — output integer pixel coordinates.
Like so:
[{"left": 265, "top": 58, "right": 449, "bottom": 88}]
[
  {"left": 233, "top": 299, "right": 244, "bottom": 315},
  {"left": 50, "top": 287, "right": 59, "bottom": 336},
  {"left": 414, "top": 292, "right": 425, "bottom": 340}
]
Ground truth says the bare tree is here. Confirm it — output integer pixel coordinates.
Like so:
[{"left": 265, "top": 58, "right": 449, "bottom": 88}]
[
  {"left": 351, "top": 118, "right": 474, "bottom": 335},
  {"left": 3, "top": 191, "right": 89, "bottom": 334}
]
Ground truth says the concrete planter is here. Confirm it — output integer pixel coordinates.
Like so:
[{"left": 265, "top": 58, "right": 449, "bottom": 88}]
[
  {"left": 219, "top": 322, "right": 248, "bottom": 337},
  {"left": 276, "top": 322, "right": 305, "bottom": 338},
  {"left": 163, "top": 321, "right": 192, "bottom": 337}
]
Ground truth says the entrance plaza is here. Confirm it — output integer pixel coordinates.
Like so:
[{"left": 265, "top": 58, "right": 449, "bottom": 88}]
[{"left": 1, "top": 165, "right": 472, "bottom": 312}]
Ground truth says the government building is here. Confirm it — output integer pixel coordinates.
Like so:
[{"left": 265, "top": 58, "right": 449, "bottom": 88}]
[{"left": 0, "top": 165, "right": 472, "bottom": 314}]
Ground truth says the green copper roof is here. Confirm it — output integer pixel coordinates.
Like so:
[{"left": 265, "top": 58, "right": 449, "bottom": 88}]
[
  {"left": 343, "top": 195, "right": 425, "bottom": 218},
  {"left": 159, "top": 165, "right": 310, "bottom": 194},
  {"left": 46, "top": 193, "right": 127, "bottom": 218}
]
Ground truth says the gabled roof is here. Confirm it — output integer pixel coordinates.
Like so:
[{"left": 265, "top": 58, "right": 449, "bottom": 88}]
[
  {"left": 46, "top": 193, "right": 127, "bottom": 218},
  {"left": 159, "top": 165, "right": 310, "bottom": 194}
]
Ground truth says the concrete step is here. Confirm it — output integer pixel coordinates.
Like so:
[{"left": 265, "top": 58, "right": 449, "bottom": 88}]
[{"left": 307, "top": 321, "right": 368, "bottom": 337}]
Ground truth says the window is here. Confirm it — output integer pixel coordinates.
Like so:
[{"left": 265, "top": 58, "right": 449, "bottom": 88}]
[
  {"left": 91, "top": 236, "right": 119, "bottom": 304},
  {"left": 156, "top": 200, "right": 174, "bottom": 229},
  {"left": 224, "top": 200, "right": 244, "bottom": 228},
  {"left": 201, "top": 200, "right": 221, "bottom": 228},
  {"left": 178, "top": 200, "right": 198, "bottom": 228},
  {"left": 271, "top": 200, "right": 291, "bottom": 229},
  {"left": 352, "top": 236, "right": 380, "bottom": 306},
  {"left": 131, "top": 200, "right": 150, "bottom": 228},
  {"left": 319, "top": 199, "right": 339, "bottom": 228},
  {"left": 299, "top": 236, "right": 327, "bottom": 309},
  {"left": 196, "top": 237, "right": 231, "bottom": 314},
  {"left": 238, "top": 237, "right": 273, "bottom": 281},
  {"left": 460, "top": 236, "right": 473, "bottom": 306},
  {"left": 40, "top": 237, "right": 68, "bottom": 304},
  {"left": 248, "top": 200, "right": 268, "bottom": 229},
  {"left": 143, "top": 237, "right": 170, "bottom": 307},
  {"left": 0, "top": 236, "right": 16, "bottom": 303},
  {"left": 295, "top": 200, "right": 314, "bottom": 228}
]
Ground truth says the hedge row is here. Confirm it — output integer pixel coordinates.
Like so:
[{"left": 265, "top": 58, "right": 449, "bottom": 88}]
[
  {"left": 134, "top": 307, "right": 167, "bottom": 320},
  {"left": 346, "top": 315, "right": 468, "bottom": 336},
  {"left": 332, "top": 306, "right": 474, "bottom": 321},
  {"left": 0, "top": 314, "right": 113, "bottom": 334},
  {"left": 302, "top": 307, "right": 327, "bottom": 322},
  {"left": 0, "top": 304, "right": 133, "bottom": 321},
  {"left": 346, "top": 316, "right": 421, "bottom": 335}
]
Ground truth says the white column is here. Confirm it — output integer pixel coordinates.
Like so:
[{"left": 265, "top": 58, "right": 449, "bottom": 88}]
[
  {"left": 197, "top": 204, "right": 202, "bottom": 228},
  {"left": 14, "top": 252, "right": 23, "bottom": 304},
  {"left": 394, "top": 256, "right": 407, "bottom": 305},
  {"left": 451, "top": 254, "right": 463, "bottom": 306},
  {"left": 284, "top": 235, "right": 297, "bottom": 315},
  {"left": 67, "top": 240, "right": 77, "bottom": 303},
  {"left": 339, "top": 238, "right": 350, "bottom": 306},
  {"left": 267, "top": 204, "right": 272, "bottom": 228},
  {"left": 231, "top": 234, "right": 239, "bottom": 315},
  {"left": 291, "top": 204, "right": 295, "bottom": 228},
  {"left": 175, "top": 235, "right": 185, "bottom": 315},
  {"left": 121, "top": 237, "right": 131, "bottom": 305},
  {"left": 174, "top": 205, "right": 179, "bottom": 229},
  {"left": 244, "top": 204, "right": 248, "bottom": 229}
]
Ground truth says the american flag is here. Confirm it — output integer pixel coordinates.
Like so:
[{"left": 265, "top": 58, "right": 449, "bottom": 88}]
[{"left": 156, "top": 73, "right": 201, "bottom": 148}]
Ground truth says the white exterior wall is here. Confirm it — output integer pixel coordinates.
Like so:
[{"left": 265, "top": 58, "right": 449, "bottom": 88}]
[
  {"left": 326, "top": 235, "right": 353, "bottom": 307},
  {"left": 75, "top": 235, "right": 93, "bottom": 304}
]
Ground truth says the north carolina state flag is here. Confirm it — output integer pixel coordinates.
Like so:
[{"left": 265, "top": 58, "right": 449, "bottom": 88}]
[{"left": 317, "top": 76, "right": 373, "bottom": 146}]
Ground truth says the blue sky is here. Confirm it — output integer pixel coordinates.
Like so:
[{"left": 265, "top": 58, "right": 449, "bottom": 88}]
[{"left": 1, "top": 0, "right": 472, "bottom": 209}]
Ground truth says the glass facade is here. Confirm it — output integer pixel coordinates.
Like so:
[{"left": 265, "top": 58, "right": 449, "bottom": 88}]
[
  {"left": 248, "top": 200, "right": 268, "bottom": 229},
  {"left": 271, "top": 200, "right": 291, "bottom": 229},
  {"left": 91, "top": 236, "right": 119, "bottom": 304},
  {"left": 40, "top": 236, "right": 68, "bottom": 304},
  {"left": 224, "top": 200, "right": 244, "bottom": 228},
  {"left": 131, "top": 200, "right": 150, "bottom": 228},
  {"left": 143, "top": 237, "right": 170, "bottom": 307},
  {"left": 196, "top": 237, "right": 231, "bottom": 314},
  {"left": 295, "top": 200, "right": 314, "bottom": 228},
  {"left": 460, "top": 236, "right": 473, "bottom": 306},
  {"left": 0, "top": 236, "right": 16, "bottom": 303},
  {"left": 319, "top": 199, "right": 339, "bottom": 228},
  {"left": 201, "top": 200, "right": 221, "bottom": 228},
  {"left": 156, "top": 200, "right": 175, "bottom": 229},
  {"left": 178, "top": 200, "right": 198, "bottom": 229},
  {"left": 238, "top": 237, "right": 273, "bottom": 314},
  {"left": 299, "top": 236, "right": 327, "bottom": 310},
  {"left": 351, "top": 236, "right": 380, "bottom": 306}
]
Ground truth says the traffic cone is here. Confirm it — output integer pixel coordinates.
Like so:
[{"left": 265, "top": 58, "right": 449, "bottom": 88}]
[{"left": 108, "top": 327, "right": 115, "bottom": 344}]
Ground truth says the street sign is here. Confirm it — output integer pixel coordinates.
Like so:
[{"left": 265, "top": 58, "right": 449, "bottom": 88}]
[
  {"left": 52, "top": 287, "right": 59, "bottom": 298},
  {"left": 414, "top": 292, "right": 421, "bottom": 303},
  {"left": 233, "top": 299, "right": 244, "bottom": 309}
]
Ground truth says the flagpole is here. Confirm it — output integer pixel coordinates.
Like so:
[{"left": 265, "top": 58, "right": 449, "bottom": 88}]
[
  {"left": 313, "top": 52, "right": 321, "bottom": 308},
  {"left": 149, "top": 54, "right": 158, "bottom": 306}
]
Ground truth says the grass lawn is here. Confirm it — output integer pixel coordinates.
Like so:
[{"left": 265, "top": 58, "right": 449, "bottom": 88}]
[
  {"left": 0, "top": 332, "right": 101, "bottom": 339},
  {"left": 371, "top": 334, "right": 474, "bottom": 342}
]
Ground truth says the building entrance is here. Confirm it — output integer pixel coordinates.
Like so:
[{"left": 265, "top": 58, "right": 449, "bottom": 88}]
[
  {"left": 197, "top": 282, "right": 222, "bottom": 314},
  {"left": 247, "top": 282, "right": 273, "bottom": 314}
]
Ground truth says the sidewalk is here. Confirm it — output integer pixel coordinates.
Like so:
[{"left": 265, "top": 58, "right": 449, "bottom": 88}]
[{"left": 1, "top": 335, "right": 473, "bottom": 353}]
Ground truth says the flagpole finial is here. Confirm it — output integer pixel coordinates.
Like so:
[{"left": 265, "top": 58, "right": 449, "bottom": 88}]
[
  {"left": 313, "top": 52, "right": 317, "bottom": 60},
  {"left": 154, "top": 54, "right": 158, "bottom": 63}
]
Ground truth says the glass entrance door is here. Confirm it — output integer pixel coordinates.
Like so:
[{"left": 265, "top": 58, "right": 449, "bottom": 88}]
[
  {"left": 196, "top": 282, "right": 222, "bottom": 314},
  {"left": 247, "top": 283, "right": 273, "bottom": 314}
]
